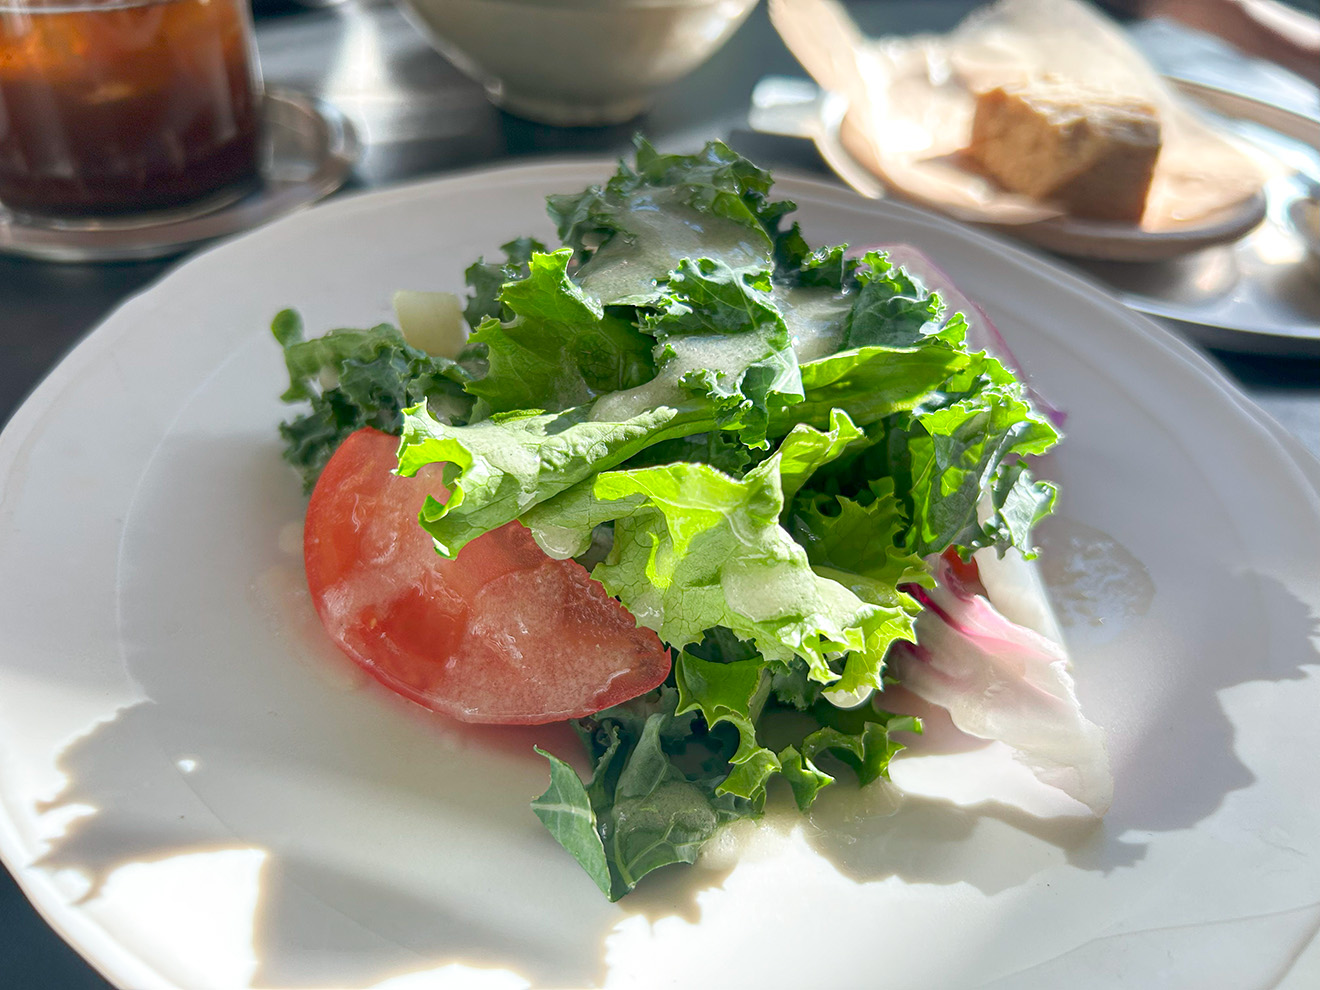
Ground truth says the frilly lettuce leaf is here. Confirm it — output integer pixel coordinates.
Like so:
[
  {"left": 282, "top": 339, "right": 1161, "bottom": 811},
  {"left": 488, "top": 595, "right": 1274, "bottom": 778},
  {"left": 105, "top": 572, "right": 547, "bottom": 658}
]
[
  {"left": 528, "top": 455, "right": 882, "bottom": 676},
  {"left": 645, "top": 258, "right": 803, "bottom": 447},
  {"left": 522, "top": 411, "right": 916, "bottom": 685},
  {"left": 272, "top": 309, "right": 474, "bottom": 492},
  {"left": 674, "top": 652, "right": 777, "bottom": 800},
  {"left": 535, "top": 671, "right": 921, "bottom": 898},
  {"left": 464, "top": 249, "right": 655, "bottom": 416},
  {"left": 462, "top": 236, "right": 546, "bottom": 329},
  {"left": 788, "top": 480, "right": 929, "bottom": 599},
  {"left": 399, "top": 343, "right": 975, "bottom": 558},
  {"left": 549, "top": 137, "right": 779, "bottom": 261},
  {"left": 770, "top": 343, "right": 967, "bottom": 434},
  {"left": 843, "top": 250, "right": 965, "bottom": 350},
  {"left": 397, "top": 401, "right": 711, "bottom": 556},
  {"left": 872, "top": 351, "right": 1061, "bottom": 558},
  {"left": 795, "top": 703, "right": 922, "bottom": 793},
  {"left": 786, "top": 479, "right": 928, "bottom": 695},
  {"left": 551, "top": 138, "right": 781, "bottom": 305},
  {"left": 774, "top": 405, "right": 865, "bottom": 500},
  {"left": 791, "top": 345, "right": 1060, "bottom": 561},
  {"left": 673, "top": 650, "right": 920, "bottom": 811},
  {"left": 534, "top": 687, "right": 750, "bottom": 900}
]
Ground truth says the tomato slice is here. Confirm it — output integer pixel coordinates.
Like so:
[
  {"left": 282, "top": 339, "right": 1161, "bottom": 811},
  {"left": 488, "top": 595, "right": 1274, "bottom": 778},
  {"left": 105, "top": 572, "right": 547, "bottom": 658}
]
[
  {"left": 303, "top": 428, "right": 670, "bottom": 724},
  {"left": 941, "top": 546, "right": 983, "bottom": 591}
]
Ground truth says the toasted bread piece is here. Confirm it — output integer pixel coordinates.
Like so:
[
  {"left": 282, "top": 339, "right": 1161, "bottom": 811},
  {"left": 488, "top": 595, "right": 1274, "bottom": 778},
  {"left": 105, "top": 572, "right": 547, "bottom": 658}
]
[{"left": 969, "top": 82, "right": 1162, "bottom": 223}]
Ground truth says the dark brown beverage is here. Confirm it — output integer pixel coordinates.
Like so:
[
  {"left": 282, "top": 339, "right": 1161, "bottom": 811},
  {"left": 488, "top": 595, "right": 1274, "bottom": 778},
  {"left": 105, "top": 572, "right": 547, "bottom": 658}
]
[{"left": 0, "top": 0, "right": 262, "bottom": 219}]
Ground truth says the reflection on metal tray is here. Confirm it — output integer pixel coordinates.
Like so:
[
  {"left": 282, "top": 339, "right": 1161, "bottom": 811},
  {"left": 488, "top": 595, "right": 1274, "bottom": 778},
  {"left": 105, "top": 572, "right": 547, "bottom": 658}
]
[
  {"left": 0, "top": 89, "right": 360, "bottom": 263},
  {"left": 750, "top": 75, "right": 1320, "bottom": 356}
]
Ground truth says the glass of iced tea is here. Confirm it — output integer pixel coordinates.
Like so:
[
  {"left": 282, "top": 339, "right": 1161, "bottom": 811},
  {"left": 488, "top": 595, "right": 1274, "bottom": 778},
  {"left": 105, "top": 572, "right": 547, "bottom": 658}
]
[{"left": 0, "top": 0, "right": 262, "bottom": 223}]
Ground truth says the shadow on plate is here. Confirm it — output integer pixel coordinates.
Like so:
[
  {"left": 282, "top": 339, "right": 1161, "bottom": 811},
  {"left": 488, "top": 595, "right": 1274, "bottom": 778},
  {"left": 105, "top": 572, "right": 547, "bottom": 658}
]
[{"left": 25, "top": 430, "right": 1320, "bottom": 987}]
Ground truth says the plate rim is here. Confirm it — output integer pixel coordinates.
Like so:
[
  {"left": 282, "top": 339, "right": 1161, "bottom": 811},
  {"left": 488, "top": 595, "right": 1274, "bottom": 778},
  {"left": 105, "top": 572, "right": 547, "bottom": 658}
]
[{"left": 1, "top": 156, "right": 1317, "bottom": 989}]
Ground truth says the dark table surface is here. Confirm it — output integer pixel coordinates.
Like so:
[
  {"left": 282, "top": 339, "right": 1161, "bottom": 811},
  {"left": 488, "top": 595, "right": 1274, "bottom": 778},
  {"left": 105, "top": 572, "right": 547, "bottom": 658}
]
[{"left": 1, "top": 1, "right": 1317, "bottom": 986}]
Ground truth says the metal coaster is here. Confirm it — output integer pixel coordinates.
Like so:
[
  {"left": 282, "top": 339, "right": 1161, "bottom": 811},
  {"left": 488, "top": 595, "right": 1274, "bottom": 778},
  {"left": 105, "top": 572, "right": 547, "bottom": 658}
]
[{"left": 0, "top": 89, "right": 360, "bottom": 263}]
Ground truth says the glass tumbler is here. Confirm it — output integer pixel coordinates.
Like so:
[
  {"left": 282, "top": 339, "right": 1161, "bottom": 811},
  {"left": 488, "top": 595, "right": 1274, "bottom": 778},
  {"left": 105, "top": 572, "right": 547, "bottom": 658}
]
[{"left": 0, "top": 0, "right": 263, "bottom": 223}]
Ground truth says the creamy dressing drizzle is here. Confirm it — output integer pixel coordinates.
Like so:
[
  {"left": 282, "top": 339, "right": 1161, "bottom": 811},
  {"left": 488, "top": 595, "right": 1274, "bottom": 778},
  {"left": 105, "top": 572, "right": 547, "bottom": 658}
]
[
  {"left": 531, "top": 523, "right": 592, "bottom": 561},
  {"left": 772, "top": 283, "right": 851, "bottom": 363},
  {"left": 575, "top": 191, "right": 856, "bottom": 423},
  {"left": 590, "top": 332, "right": 772, "bottom": 423},
  {"left": 575, "top": 188, "right": 769, "bottom": 305},
  {"left": 589, "top": 285, "right": 854, "bottom": 424}
]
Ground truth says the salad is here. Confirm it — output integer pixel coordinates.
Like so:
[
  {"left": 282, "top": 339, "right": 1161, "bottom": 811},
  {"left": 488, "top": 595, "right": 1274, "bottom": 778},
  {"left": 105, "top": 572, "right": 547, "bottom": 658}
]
[{"left": 273, "top": 140, "right": 1111, "bottom": 901}]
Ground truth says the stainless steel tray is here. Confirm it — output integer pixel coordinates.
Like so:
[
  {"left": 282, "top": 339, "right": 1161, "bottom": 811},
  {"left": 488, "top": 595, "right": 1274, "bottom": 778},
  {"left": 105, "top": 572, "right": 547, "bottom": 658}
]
[{"left": 750, "top": 75, "right": 1320, "bottom": 356}]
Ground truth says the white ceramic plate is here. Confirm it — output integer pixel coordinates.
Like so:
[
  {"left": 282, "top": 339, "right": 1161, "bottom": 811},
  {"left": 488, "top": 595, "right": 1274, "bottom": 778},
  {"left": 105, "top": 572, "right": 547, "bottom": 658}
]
[{"left": 1, "top": 162, "right": 1318, "bottom": 990}]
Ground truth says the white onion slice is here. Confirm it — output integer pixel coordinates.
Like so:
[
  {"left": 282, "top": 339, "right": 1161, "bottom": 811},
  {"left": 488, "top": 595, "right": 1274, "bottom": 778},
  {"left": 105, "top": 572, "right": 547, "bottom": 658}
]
[{"left": 891, "top": 553, "right": 1112, "bottom": 815}]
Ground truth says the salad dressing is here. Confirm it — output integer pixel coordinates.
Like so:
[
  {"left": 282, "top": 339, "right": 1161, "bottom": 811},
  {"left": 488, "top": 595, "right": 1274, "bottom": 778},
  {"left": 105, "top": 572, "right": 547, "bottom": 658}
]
[
  {"left": 590, "top": 329, "right": 787, "bottom": 423},
  {"left": 576, "top": 187, "right": 770, "bottom": 304},
  {"left": 533, "top": 523, "right": 591, "bottom": 561},
  {"left": 773, "top": 284, "right": 852, "bottom": 362},
  {"left": 1036, "top": 516, "right": 1154, "bottom": 637},
  {"left": 588, "top": 374, "right": 682, "bottom": 423},
  {"left": 589, "top": 285, "right": 852, "bottom": 425}
]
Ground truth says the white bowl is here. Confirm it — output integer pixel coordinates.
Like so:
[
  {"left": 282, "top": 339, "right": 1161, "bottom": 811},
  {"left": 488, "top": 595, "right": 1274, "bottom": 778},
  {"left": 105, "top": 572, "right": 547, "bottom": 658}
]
[{"left": 395, "top": 0, "right": 760, "bottom": 125}]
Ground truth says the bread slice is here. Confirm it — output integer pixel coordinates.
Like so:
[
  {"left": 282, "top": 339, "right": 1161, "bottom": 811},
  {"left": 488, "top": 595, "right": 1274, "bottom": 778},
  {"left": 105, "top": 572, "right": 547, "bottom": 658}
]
[{"left": 968, "top": 82, "right": 1162, "bottom": 223}]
